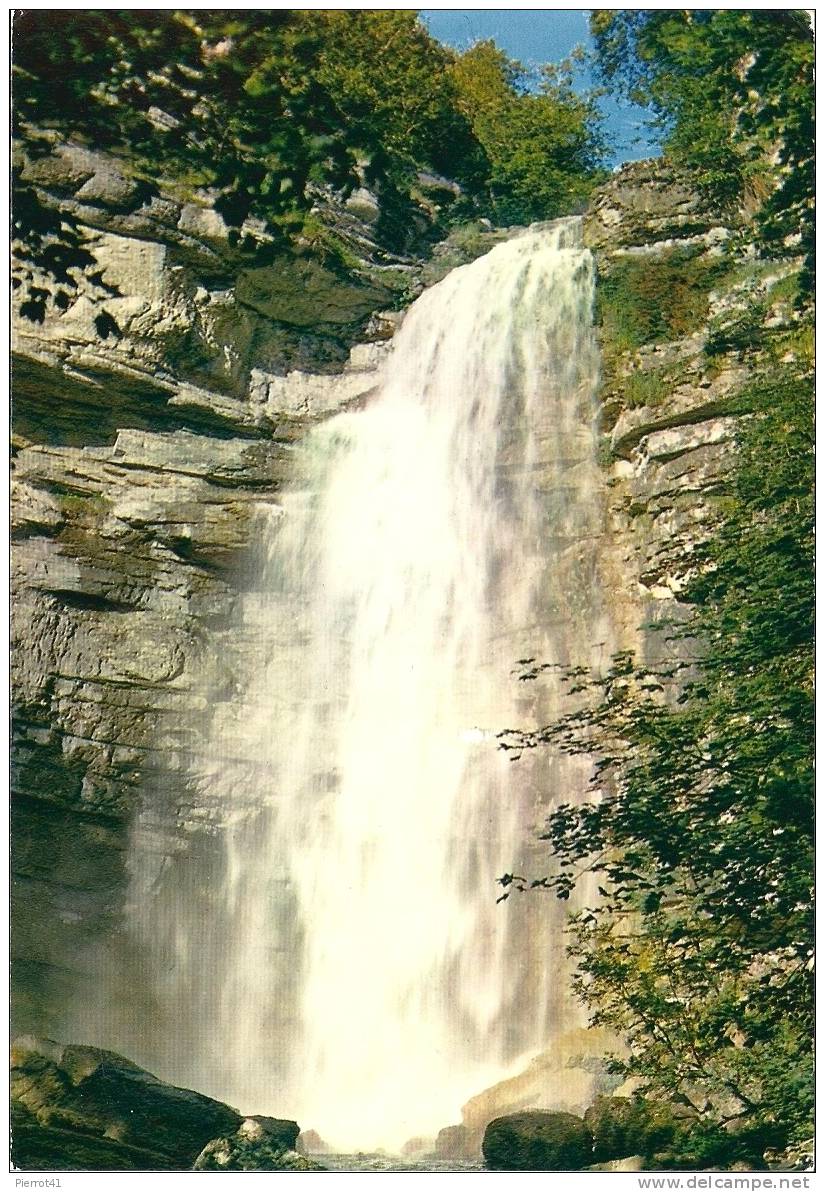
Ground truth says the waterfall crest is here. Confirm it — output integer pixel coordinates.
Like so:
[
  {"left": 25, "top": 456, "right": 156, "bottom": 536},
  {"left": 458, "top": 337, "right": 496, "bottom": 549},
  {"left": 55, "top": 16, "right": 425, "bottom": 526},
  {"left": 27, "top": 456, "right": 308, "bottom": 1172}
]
[{"left": 89, "top": 218, "right": 614, "bottom": 1153}]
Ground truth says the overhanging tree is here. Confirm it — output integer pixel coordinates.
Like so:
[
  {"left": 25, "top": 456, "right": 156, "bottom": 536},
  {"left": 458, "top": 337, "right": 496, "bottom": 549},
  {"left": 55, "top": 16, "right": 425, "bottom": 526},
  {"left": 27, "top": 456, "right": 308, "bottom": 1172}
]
[{"left": 12, "top": 10, "right": 607, "bottom": 321}]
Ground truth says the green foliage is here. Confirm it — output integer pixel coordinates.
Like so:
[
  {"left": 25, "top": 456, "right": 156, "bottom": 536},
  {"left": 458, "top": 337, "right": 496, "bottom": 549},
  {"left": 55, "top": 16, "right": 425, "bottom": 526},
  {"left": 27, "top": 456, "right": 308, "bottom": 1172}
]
[
  {"left": 450, "top": 41, "right": 606, "bottom": 224},
  {"left": 285, "top": 10, "right": 485, "bottom": 243},
  {"left": 12, "top": 12, "right": 362, "bottom": 225},
  {"left": 301, "top": 12, "right": 478, "bottom": 184},
  {"left": 502, "top": 352, "right": 814, "bottom": 1143},
  {"left": 597, "top": 248, "right": 730, "bottom": 351},
  {"left": 705, "top": 268, "right": 806, "bottom": 359},
  {"left": 590, "top": 11, "right": 814, "bottom": 293},
  {"left": 12, "top": 11, "right": 606, "bottom": 317},
  {"left": 621, "top": 368, "right": 671, "bottom": 411}
]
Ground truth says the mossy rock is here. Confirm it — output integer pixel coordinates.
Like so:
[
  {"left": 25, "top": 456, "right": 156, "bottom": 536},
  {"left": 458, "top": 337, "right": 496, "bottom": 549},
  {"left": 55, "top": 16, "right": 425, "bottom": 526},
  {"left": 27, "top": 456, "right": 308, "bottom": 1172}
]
[
  {"left": 193, "top": 1117, "right": 322, "bottom": 1171},
  {"left": 482, "top": 1111, "right": 593, "bottom": 1171},
  {"left": 236, "top": 257, "right": 390, "bottom": 327},
  {"left": 12, "top": 1037, "right": 241, "bottom": 1169},
  {"left": 11, "top": 1098, "right": 175, "bottom": 1171},
  {"left": 584, "top": 1096, "right": 696, "bottom": 1162}
]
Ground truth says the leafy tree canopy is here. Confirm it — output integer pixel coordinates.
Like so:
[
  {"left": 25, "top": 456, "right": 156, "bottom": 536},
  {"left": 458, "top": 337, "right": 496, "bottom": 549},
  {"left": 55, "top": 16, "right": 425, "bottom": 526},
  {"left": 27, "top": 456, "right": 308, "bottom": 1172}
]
[
  {"left": 12, "top": 9, "right": 606, "bottom": 316},
  {"left": 450, "top": 40, "right": 606, "bottom": 225},
  {"left": 590, "top": 10, "right": 814, "bottom": 289}
]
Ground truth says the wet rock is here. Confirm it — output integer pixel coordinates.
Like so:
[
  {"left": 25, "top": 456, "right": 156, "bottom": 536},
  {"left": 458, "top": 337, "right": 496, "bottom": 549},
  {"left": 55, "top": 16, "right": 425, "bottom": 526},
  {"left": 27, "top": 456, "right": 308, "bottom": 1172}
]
[
  {"left": 193, "top": 1116, "right": 324, "bottom": 1171},
  {"left": 421, "top": 221, "right": 511, "bottom": 287},
  {"left": 297, "top": 1128, "right": 331, "bottom": 1154},
  {"left": 482, "top": 1111, "right": 593, "bottom": 1171},
  {"left": 10, "top": 293, "right": 391, "bottom": 1034},
  {"left": 434, "top": 1122, "right": 476, "bottom": 1161},
  {"left": 11, "top": 1036, "right": 242, "bottom": 1169},
  {"left": 461, "top": 1028, "right": 618, "bottom": 1137},
  {"left": 401, "top": 1135, "right": 433, "bottom": 1158},
  {"left": 235, "top": 256, "right": 392, "bottom": 327}
]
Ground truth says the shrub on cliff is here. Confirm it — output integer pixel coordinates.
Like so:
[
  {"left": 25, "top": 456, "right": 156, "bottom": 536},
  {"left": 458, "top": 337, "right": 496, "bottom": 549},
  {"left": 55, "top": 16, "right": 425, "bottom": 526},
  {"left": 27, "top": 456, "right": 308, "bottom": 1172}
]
[
  {"left": 449, "top": 40, "right": 605, "bottom": 226},
  {"left": 590, "top": 11, "right": 814, "bottom": 294},
  {"left": 501, "top": 355, "right": 814, "bottom": 1146}
]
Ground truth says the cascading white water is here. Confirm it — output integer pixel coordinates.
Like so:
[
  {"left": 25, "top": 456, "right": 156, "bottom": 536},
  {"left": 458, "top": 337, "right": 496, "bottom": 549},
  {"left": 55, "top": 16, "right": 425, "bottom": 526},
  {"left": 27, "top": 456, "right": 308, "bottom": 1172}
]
[{"left": 84, "top": 218, "right": 617, "bottom": 1154}]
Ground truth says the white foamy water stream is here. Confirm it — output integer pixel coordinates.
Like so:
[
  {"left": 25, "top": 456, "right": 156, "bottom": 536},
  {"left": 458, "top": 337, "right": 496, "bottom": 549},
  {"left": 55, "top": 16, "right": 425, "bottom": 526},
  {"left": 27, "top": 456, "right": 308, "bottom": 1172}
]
[{"left": 85, "top": 218, "right": 616, "bottom": 1153}]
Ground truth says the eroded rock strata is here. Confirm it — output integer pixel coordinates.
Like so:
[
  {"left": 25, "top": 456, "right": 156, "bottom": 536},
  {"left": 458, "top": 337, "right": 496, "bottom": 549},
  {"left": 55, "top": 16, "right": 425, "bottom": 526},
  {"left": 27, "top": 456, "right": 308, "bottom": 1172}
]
[
  {"left": 12, "top": 138, "right": 407, "bottom": 1036},
  {"left": 11, "top": 146, "right": 805, "bottom": 1165}
]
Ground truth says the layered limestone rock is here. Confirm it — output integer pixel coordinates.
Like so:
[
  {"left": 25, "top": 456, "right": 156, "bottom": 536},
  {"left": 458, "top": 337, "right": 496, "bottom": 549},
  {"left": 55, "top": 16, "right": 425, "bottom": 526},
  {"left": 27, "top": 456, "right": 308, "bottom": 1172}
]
[
  {"left": 583, "top": 158, "right": 735, "bottom": 251},
  {"left": 583, "top": 159, "right": 804, "bottom": 635},
  {"left": 11, "top": 137, "right": 400, "bottom": 1035},
  {"left": 11, "top": 343, "right": 395, "bottom": 1033},
  {"left": 13, "top": 134, "right": 415, "bottom": 382},
  {"left": 13, "top": 146, "right": 800, "bottom": 1073}
]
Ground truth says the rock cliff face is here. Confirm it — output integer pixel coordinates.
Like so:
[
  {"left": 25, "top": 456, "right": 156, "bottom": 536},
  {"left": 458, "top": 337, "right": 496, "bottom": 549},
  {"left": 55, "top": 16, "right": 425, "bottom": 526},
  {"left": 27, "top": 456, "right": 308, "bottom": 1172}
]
[
  {"left": 11, "top": 138, "right": 404, "bottom": 1034},
  {"left": 583, "top": 159, "right": 803, "bottom": 647},
  {"left": 12, "top": 147, "right": 797, "bottom": 1051},
  {"left": 584, "top": 161, "right": 740, "bottom": 618}
]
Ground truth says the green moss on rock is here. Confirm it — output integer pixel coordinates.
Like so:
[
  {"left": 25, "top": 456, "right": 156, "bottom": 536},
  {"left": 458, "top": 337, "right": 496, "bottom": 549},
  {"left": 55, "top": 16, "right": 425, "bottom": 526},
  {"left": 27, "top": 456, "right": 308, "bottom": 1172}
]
[
  {"left": 482, "top": 1111, "right": 593, "bottom": 1171},
  {"left": 597, "top": 246, "right": 731, "bottom": 353}
]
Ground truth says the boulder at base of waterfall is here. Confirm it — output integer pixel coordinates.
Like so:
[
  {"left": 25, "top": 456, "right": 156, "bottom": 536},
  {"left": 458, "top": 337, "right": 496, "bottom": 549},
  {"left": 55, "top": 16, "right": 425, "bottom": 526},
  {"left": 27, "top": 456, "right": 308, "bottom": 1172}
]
[
  {"left": 584, "top": 1095, "right": 696, "bottom": 1163},
  {"left": 11, "top": 1098, "right": 175, "bottom": 1172},
  {"left": 401, "top": 1135, "right": 434, "bottom": 1158},
  {"left": 587, "top": 1154, "right": 647, "bottom": 1172},
  {"left": 482, "top": 1111, "right": 594, "bottom": 1171},
  {"left": 297, "top": 1128, "right": 331, "bottom": 1154},
  {"left": 434, "top": 1123, "right": 477, "bottom": 1161},
  {"left": 11, "top": 1035, "right": 242, "bottom": 1170},
  {"left": 193, "top": 1116, "right": 324, "bottom": 1171},
  {"left": 460, "top": 1028, "right": 619, "bottom": 1137}
]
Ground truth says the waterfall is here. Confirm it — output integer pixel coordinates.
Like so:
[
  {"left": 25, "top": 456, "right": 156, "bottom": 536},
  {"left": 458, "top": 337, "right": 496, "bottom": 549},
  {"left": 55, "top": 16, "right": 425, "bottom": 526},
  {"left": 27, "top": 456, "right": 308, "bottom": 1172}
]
[{"left": 84, "top": 218, "right": 616, "bottom": 1153}]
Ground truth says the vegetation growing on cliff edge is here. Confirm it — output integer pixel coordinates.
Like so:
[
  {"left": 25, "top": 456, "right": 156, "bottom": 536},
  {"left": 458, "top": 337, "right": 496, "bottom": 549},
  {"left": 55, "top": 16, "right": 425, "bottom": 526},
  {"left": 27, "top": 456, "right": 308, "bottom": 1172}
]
[
  {"left": 12, "top": 10, "right": 605, "bottom": 317},
  {"left": 501, "top": 359, "right": 814, "bottom": 1151},
  {"left": 596, "top": 246, "right": 731, "bottom": 353},
  {"left": 500, "top": 11, "right": 814, "bottom": 1159},
  {"left": 449, "top": 41, "right": 606, "bottom": 225},
  {"left": 591, "top": 10, "right": 814, "bottom": 294}
]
